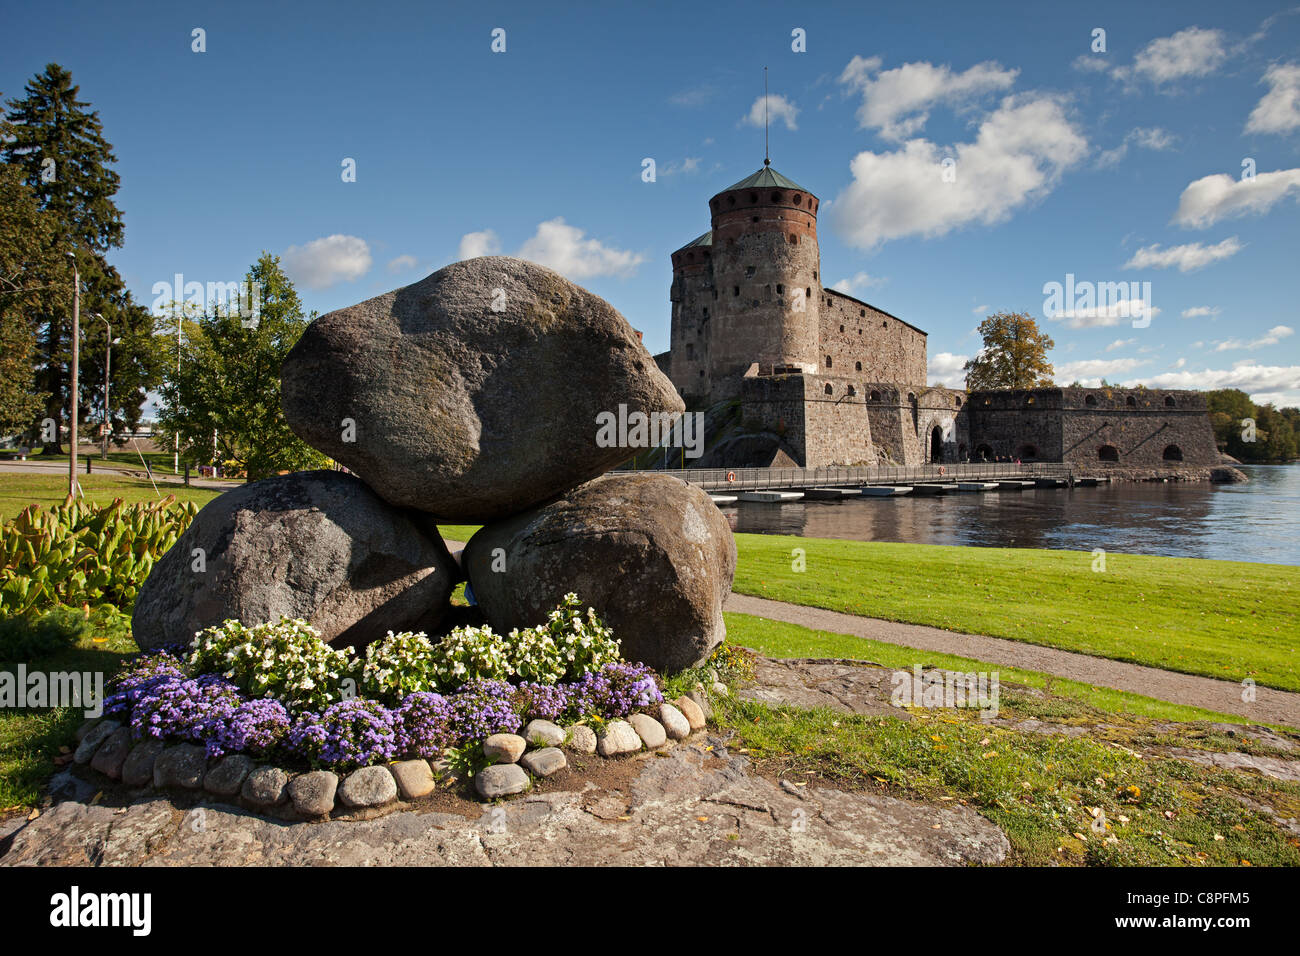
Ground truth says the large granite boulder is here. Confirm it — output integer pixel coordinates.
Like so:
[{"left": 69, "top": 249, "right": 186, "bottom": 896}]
[
  {"left": 280, "top": 257, "right": 684, "bottom": 522},
  {"left": 132, "top": 471, "right": 457, "bottom": 652},
  {"left": 463, "top": 473, "right": 736, "bottom": 673}
]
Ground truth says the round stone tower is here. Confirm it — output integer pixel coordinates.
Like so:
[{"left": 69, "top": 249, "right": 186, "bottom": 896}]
[
  {"left": 668, "top": 231, "right": 714, "bottom": 404},
  {"left": 706, "top": 163, "right": 821, "bottom": 399}
]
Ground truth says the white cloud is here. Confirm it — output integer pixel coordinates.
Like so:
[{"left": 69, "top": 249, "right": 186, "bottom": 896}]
[
  {"left": 1245, "top": 63, "right": 1300, "bottom": 134},
  {"left": 1123, "top": 237, "right": 1242, "bottom": 272},
  {"left": 659, "top": 157, "right": 701, "bottom": 176},
  {"left": 458, "top": 230, "right": 501, "bottom": 260},
  {"left": 1214, "top": 325, "right": 1294, "bottom": 351},
  {"left": 1050, "top": 300, "right": 1159, "bottom": 329},
  {"left": 1105, "top": 337, "right": 1137, "bottom": 352},
  {"left": 1096, "top": 126, "right": 1176, "bottom": 167},
  {"left": 741, "top": 94, "right": 798, "bottom": 131},
  {"left": 928, "top": 351, "right": 970, "bottom": 386},
  {"left": 1181, "top": 306, "right": 1222, "bottom": 318},
  {"left": 1125, "top": 27, "right": 1228, "bottom": 85},
  {"left": 282, "top": 235, "right": 372, "bottom": 290},
  {"left": 831, "top": 272, "right": 885, "bottom": 295},
  {"left": 1055, "top": 357, "right": 1148, "bottom": 382},
  {"left": 830, "top": 94, "right": 1087, "bottom": 249},
  {"left": 516, "top": 218, "right": 645, "bottom": 279},
  {"left": 972, "top": 304, "right": 990, "bottom": 314},
  {"left": 1072, "top": 55, "right": 1111, "bottom": 74},
  {"left": 1130, "top": 362, "right": 1300, "bottom": 405},
  {"left": 838, "top": 56, "right": 1017, "bottom": 140},
  {"left": 386, "top": 254, "right": 417, "bottom": 274},
  {"left": 1173, "top": 167, "right": 1300, "bottom": 228}
]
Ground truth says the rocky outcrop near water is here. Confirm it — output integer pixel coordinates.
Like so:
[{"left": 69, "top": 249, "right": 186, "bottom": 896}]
[
  {"left": 280, "top": 257, "right": 683, "bottom": 522},
  {"left": 464, "top": 473, "right": 737, "bottom": 673},
  {"left": 132, "top": 470, "right": 457, "bottom": 651}
]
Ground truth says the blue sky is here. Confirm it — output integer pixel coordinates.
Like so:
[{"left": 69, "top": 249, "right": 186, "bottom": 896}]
[{"left": 5, "top": 0, "right": 1299, "bottom": 404}]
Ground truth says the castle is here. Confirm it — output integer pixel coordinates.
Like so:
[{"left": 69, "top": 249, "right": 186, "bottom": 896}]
[{"left": 653, "top": 162, "right": 1221, "bottom": 472}]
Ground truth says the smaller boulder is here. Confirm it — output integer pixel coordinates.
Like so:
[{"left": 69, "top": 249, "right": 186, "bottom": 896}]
[
  {"left": 483, "top": 733, "right": 527, "bottom": 764},
  {"left": 289, "top": 771, "right": 339, "bottom": 817},
  {"left": 74, "top": 720, "right": 121, "bottom": 764},
  {"left": 627, "top": 714, "right": 667, "bottom": 749},
  {"left": 338, "top": 765, "right": 398, "bottom": 808},
  {"left": 121, "top": 740, "right": 165, "bottom": 787},
  {"left": 89, "top": 727, "right": 133, "bottom": 780},
  {"left": 153, "top": 744, "right": 207, "bottom": 790},
  {"left": 567, "top": 726, "right": 597, "bottom": 755},
  {"left": 204, "top": 755, "right": 254, "bottom": 797},
  {"left": 520, "top": 747, "right": 567, "bottom": 777},
  {"left": 674, "top": 696, "right": 706, "bottom": 732},
  {"left": 242, "top": 766, "right": 290, "bottom": 807},
  {"left": 521, "top": 719, "right": 566, "bottom": 748},
  {"left": 596, "top": 720, "right": 641, "bottom": 757},
  {"left": 389, "top": 760, "right": 436, "bottom": 800},
  {"left": 476, "top": 763, "right": 529, "bottom": 799},
  {"left": 658, "top": 703, "right": 691, "bottom": 740}
]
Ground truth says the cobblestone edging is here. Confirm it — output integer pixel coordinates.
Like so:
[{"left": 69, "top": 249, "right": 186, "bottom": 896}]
[{"left": 67, "top": 694, "right": 713, "bottom": 820}]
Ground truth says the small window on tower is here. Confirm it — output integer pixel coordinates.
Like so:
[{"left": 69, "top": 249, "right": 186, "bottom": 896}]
[
  {"left": 825, "top": 355, "right": 833, "bottom": 368},
  {"left": 840, "top": 325, "right": 845, "bottom": 333},
  {"left": 793, "top": 194, "right": 802, "bottom": 205},
  {"left": 733, "top": 286, "right": 740, "bottom": 296},
  {"left": 752, "top": 216, "right": 759, "bottom": 223},
  {"left": 745, "top": 266, "right": 756, "bottom": 278},
  {"left": 860, "top": 310, "right": 865, "bottom": 317},
  {"left": 776, "top": 284, "right": 784, "bottom": 294},
  {"left": 749, "top": 192, "right": 759, "bottom": 203},
  {"left": 855, "top": 361, "right": 862, "bottom": 371},
  {"left": 824, "top": 383, "right": 833, "bottom": 395}
]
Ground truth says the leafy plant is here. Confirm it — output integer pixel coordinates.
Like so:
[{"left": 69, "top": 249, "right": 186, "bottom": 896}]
[
  {"left": 186, "top": 617, "right": 359, "bottom": 713},
  {"left": 0, "top": 495, "right": 197, "bottom": 617}
]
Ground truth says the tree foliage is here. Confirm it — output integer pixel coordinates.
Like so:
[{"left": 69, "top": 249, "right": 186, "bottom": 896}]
[
  {"left": 1206, "top": 389, "right": 1299, "bottom": 462},
  {"left": 963, "top": 311, "right": 1055, "bottom": 390},
  {"left": 155, "top": 253, "right": 328, "bottom": 480},
  {"left": 1, "top": 63, "right": 160, "bottom": 448}
]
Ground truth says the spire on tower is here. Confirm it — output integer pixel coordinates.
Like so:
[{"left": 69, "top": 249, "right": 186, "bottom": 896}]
[{"left": 763, "top": 66, "right": 770, "bottom": 166}]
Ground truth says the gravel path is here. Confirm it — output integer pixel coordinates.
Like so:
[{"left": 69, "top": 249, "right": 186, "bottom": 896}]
[{"left": 725, "top": 592, "right": 1300, "bottom": 728}]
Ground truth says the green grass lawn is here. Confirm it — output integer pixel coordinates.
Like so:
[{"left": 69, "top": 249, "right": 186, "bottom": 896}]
[
  {"left": 0, "top": 472, "right": 222, "bottom": 523},
  {"left": 723, "top": 611, "right": 1259, "bottom": 725},
  {"left": 732, "top": 533, "right": 1300, "bottom": 693}
]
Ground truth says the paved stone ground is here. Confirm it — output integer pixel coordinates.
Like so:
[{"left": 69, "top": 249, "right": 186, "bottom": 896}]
[
  {"left": 726, "top": 593, "right": 1300, "bottom": 728},
  {"left": 0, "top": 736, "right": 1008, "bottom": 867}
]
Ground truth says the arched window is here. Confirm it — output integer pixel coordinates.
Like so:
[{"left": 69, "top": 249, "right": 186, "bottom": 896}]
[
  {"left": 788, "top": 233, "right": 798, "bottom": 244},
  {"left": 776, "top": 284, "right": 784, "bottom": 294},
  {"left": 840, "top": 325, "right": 845, "bottom": 333},
  {"left": 1098, "top": 445, "right": 1119, "bottom": 461},
  {"left": 847, "top": 385, "right": 857, "bottom": 397},
  {"left": 825, "top": 355, "right": 833, "bottom": 368},
  {"left": 749, "top": 192, "right": 758, "bottom": 203},
  {"left": 1027, "top": 396, "right": 1035, "bottom": 405},
  {"left": 1126, "top": 396, "right": 1137, "bottom": 407},
  {"left": 824, "top": 383, "right": 833, "bottom": 395},
  {"left": 793, "top": 194, "right": 802, "bottom": 205},
  {"left": 1163, "top": 444, "right": 1183, "bottom": 461},
  {"left": 1164, "top": 396, "right": 1176, "bottom": 407},
  {"left": 855, "top": 361, "right": 862, "bottom": 371},
  {"left": 733, "top": 286, "right": 740, "bottom": 296},
  {"left": 908, "top": 392, "right": 916, "bottom": 403},
  {"left": 955, "top": 397, "right": 962, "bottom": 407},
  {"left": 727, "top": 195, "right": 736, "bottom": 206},
  {"left": 974, "top": 444, "right": 993, "bottom": 461},
  {"left": 1085, "top": 394, "right": 1097, "bottom": 406}
]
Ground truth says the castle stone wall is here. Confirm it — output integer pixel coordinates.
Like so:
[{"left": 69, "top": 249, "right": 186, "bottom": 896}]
[{"left": 819, "top": 291, "right": 927, "bottom": 385}]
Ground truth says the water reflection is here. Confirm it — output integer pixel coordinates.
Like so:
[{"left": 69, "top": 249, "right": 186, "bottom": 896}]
[{"left": 718, "top": 465, "right": 1300, "bottom": 565}]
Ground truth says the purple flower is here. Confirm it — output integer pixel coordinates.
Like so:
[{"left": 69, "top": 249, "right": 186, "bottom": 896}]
[
  {"left": 128, "top": 674, "right": 241, "bottom": 746},
  {"left": 393, "top": 691, "right": 456, "bottom": 759},
  {"left": 515, "top": 681, "right": 570, "bottom": 722},
  {"left": 288, "top": 698, "right": 398, "bottom": 770},
  {"left": 562, "top": 662, "right": 662, "bottom": 721},
  {"left": 207, "top": 697, "right": 292, "bottom": 759},
  {"left": 104, "top": 651, "right": 187, "bottom": 717},
  {"left": 446, "top": 678, "right": 520, "bottom": 744}
]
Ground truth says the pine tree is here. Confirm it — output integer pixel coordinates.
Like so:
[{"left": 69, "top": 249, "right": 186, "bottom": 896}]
[
  {"left": 1, "top": 63, "right": 157, "bottom": 451},
  {"left": 964, "top": 311, "right": 1055, "bottom": 390}
]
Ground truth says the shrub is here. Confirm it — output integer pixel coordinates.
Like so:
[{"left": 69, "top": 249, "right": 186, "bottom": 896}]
[
  {"left": 0, "top": 606, "right": 95, "bottom": 664},
  {"left": 129, "top": 674, "right": 242, "bottom": 747},
  {"left": 446, "top": 678, "right": 521, "bottom": 743},
  {"left": 289, "top": 698, "right": 398, "bottom": 770},
  {"left": 104, "top": 651, "right": 188, "bottom": 717},
  {"left": 186, "top": 617, "right": 358, "bottom": 713},
  {"left": 563, "top": 662, "right": 662, "bottom": 722},
  {"left": 360, "top": 631, "right": 441, "bottom": 703},
  {"left": 427, "top": 593, "right": 621, "bottom": 689},
  {"left": 208, "top": 698, "right": 292, "bottom": 759}
]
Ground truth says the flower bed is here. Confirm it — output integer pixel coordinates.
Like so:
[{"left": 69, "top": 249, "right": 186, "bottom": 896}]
[{"left": 98, "top": 593, "right": 670, "bottom": 775}]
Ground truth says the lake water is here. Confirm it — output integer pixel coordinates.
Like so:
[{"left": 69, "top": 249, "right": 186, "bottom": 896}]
[{"left": 719, "top": 464, "right": 1300, "bottom": 566}]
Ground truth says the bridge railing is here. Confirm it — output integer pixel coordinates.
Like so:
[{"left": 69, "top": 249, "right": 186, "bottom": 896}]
[{"left": 616, "top": 461, "right": 1073, "bottom": 492}]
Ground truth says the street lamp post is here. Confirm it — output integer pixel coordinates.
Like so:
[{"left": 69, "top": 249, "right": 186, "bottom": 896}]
[
  {"left": 67, "top": 252, "right": 80, "bottom": 498},
  {"left": 95, "top": 314, "right": 112, "bottom": 458}
]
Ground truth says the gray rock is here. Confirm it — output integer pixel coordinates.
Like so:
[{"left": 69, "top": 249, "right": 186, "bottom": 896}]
[
  {"left": 204, "top": 754, "right": 254, "bottom": 796},
  {"left": 627, "top": 713, "right": 667, "bottom": 749},
  {"left": 73, "top": 719, "right": 120, "bottom": 764},
  {"left": 241, "top": 765, "right": 291, "bottom": 806},
  {"left": 89, "top": 726, "right": 133, "bottom": 779},
  {"left": 658, "top": 703, "right": 691, "bottom": 740},
  {"left": 567, "top": 725, "right": 597, "bottom": 755},
  {"left": 712, "top": 681, "right": 730, "bottom": 697},
  {"left": 674, "top": 696, "right": 706, "bottom": 731},
  {"left": 153, "top": 744, "right": 207, "bottom": 789},
  {"left": 280, "top": 256, "right": 683, "bottom": 522},
  {"left": 520, "top": 747, "right": 567, "bottom": 777},
  {"left": 131, "top": 470, "right": 457, "bottom": 652},
  {"left": 338, "top": 765, "right": 398, "bottom": 808},
  {"left": 74, "top": 717, "right": 101, "bottom": 742},
  {"left": 121, "top": 739, "right": 165, "bottom": 787},
  {"left": 475, "top": 763, "right": 530, "bottom": 799},
  {"left": 483, "top": 733, "right": 526, "bottom": 764},
  {"left": 596, "top": 720, "right": 641, "bottom": 757},
  {"left": 389, "top": 760, "right": 436, "bottom": 800},
  {"left": 288, "top": 771, "right": 338, "bottom": 817},
  {"left": 465, "top": 473, "right": 737, "bottom": 673},
  {"left": 522, "top": 719, "right": 566, "bottom": 748},
  {"left": 687, "top": 689, "right": 713, "bottom": 721}
]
